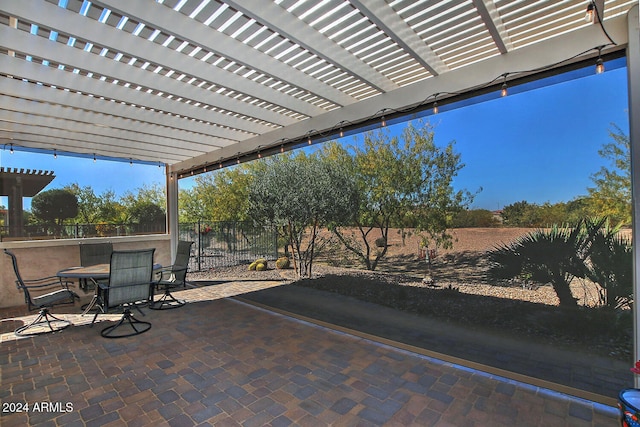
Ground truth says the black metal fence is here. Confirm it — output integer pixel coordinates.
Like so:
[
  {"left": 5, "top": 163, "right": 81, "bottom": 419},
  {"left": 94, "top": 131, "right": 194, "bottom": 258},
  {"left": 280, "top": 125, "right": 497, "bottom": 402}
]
[
  {"left": 179, "top": 221, "right": 278, "bottom": 271},
  {"left": 0, "top": 223, "right": 166, "bottom": 241},
  {"left": 1, "top": 220, "right": 277, "bottom": 270}
]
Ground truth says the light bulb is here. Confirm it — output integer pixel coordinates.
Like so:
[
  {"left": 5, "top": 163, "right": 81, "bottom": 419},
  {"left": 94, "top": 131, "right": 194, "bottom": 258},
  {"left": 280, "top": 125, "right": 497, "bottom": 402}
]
[
  {"left": 381, "top": 116, "right": 386, "bottom": 127},
  {"left": 339, "top": 128, "right": 344, "bottom": 138},
  {"left": 93, "top": 153, "right": 96, "bottom": 162},
  {"left": 595, "top": 58, "right": 604, "bottom": 74},
  {"left": 501, "top": 82, "right": 508, "bottom": 97},
  {"left": 585, "top": 3, "right": 595, "bottom": 23},
  {"left": 433, "top": 101, "right": 439, "bottom": 114},
  {"left": 53, "top": 149, "right": 57, "bottom": 159},
  {"left": 10, "top": 143, "right": 14, "bottom": 154}
]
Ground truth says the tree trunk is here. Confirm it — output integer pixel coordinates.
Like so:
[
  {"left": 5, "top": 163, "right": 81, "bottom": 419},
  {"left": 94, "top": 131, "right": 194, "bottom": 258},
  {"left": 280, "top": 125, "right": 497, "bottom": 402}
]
[{"left": 551, "top": 277, "right": 578, "bottom": 307}]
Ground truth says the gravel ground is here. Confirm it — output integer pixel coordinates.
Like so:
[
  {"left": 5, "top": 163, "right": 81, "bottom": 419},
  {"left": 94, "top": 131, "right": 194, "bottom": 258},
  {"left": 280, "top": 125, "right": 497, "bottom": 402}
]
[{"left": 187, "top": 228, "right": 632, "bottom": 359}]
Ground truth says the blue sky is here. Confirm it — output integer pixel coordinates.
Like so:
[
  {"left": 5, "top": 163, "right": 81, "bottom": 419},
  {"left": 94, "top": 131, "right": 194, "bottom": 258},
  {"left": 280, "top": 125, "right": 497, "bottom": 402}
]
[{"left": 1, "top": 60, "right": 630, "bottom": 212}]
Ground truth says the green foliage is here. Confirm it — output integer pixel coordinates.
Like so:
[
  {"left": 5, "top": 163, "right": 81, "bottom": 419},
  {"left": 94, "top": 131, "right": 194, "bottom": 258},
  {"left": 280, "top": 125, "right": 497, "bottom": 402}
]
[
  {"left": 129, "top": 202, "right": 165, "bottom": 225},
  {"left": 451, "top": 209, "right": 500, "bottom": 228},
  {"left": 488, "top": 222, "right": 589, "bottom": 307},
  {"left": 31, "top": 189, "right": 79, "bottom": 226},
  {"left": 248, "top": 152, "right": 359, "bottom": 277},
  {"left": 583, "top": 218, "right": 632, "bottom": 309},
  {"left": 488, "top": 217, "right": 632, "bottom": 308},
  {"left": 326, "top": 120, "right": 473, "bottom": 270},
  {"left": 179, "top": 164, "right": 255, "bottom": 223},
  {"left": 275, "top": 257, "right": 290, "bottom": 269},
  {"left": 501, "top": 200, "right": 587, "bottom": 228},
  {"left": 587, "top": 125, "right": 631, "bottom": 225}
]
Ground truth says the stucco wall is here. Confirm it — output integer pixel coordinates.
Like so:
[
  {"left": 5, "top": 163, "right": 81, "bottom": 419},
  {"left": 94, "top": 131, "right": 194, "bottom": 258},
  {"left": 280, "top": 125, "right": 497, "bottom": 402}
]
[{"left": 1, "top": 235, "right": 171, "bottom": 309}]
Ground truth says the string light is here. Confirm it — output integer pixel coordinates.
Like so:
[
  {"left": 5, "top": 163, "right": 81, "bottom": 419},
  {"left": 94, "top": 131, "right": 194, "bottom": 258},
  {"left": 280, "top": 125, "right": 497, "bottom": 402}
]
[
  {"left": 585, "top": 1, "right": 595, "bottom": 23},
  {"left": 53, "top": 149, "right": 57, "bottom": 159},
  {"left": 93, "top": 153, "right": 96, "bottom": 162},
  {"left": 10, "top": 143, "right": 14, "bottom": 154},
  {"left": 181, "top": 44, "right": 612, "bottom": 178},
  {"left": 595, "top": 46, "right": 605, "bottom": 74},
  {"left": 129, "top": 158, "right": 133, "bottom": 166}
]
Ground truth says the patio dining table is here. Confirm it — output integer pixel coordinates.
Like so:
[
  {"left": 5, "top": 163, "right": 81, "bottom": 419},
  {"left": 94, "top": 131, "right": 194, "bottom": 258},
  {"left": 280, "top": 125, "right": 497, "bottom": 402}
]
[{"left": 57, "top": 263, "right": 162, "bottom": 315}]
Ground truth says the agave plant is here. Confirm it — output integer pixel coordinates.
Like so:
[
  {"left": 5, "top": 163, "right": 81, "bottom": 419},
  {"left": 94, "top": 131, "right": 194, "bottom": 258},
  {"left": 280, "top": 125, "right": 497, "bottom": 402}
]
[{"left": 488, "top": 221, "right": 591, "bottom": 307}]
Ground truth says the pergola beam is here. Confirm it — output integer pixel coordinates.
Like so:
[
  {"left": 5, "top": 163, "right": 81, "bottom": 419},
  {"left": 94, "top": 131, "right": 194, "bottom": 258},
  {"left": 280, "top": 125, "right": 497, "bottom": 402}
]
[
  {"left": 0, "top": 78, "right": 248, "bottom": 143},
  {"left": 0, "top": 95, "right": 222, "bottom": 153},
  {"left": 471, "top": 0, "right": 513, "bottom": 54},
  {"left": 349, "top": 0, "right": 449, "bottom": 76},
  {"left": 0, "top": 25, "right": 293, "bottom": 129},
  {"left": 227, "top": 0, "right": 399, "bottom": 92},
  {"left": 2, "top": 0, "right": 329, "bottom": 121},
  {"left": 173, "top": 12, "right": 629, "bottom": 174},
  {"left": 93, "top": 0, "right": 356, "bottom": 107}
]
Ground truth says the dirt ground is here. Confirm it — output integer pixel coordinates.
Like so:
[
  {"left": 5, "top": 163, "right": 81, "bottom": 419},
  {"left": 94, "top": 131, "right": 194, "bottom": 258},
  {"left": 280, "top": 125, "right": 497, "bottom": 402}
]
[{"left": 191, "top": 227, "right": 632, "bottom": 360}]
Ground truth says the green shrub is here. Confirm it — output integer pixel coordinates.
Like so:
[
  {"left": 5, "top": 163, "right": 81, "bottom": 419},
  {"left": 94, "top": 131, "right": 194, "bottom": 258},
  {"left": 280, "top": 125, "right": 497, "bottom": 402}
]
[
  {"left": 374, "top": 237, "right": 386, "bottom": 248},
  {"left": 255, "top": 262, "right": 267, "bottom": 271},
  {"left": 275, "top": 257, "right": 290, "bottom": 269}
]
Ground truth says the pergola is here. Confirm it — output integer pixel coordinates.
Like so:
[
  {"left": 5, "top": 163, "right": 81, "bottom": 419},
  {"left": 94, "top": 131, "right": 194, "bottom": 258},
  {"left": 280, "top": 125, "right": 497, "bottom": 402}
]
[
  {"left": 1, "top": 0, "right": 639, "bottom": 368},
  {"left": 0, "top": 167, "right": 55, "bottom": 237}
]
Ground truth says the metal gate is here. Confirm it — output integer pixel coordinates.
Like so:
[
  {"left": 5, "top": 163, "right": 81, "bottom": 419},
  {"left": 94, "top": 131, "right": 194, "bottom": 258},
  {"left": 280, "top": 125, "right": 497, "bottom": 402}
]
[{"left": 179, "top": 221, "right": 278, "bottom": 271}]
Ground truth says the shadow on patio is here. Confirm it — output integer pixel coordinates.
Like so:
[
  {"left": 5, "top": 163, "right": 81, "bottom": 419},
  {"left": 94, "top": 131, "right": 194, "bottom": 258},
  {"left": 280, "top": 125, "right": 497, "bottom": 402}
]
[{"left": 1, "top": 282, "right": 620, "bottom": 426}]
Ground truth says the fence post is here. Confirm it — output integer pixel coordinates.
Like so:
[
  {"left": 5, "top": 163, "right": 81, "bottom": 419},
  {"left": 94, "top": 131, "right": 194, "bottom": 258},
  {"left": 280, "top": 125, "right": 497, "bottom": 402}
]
[{"left": 197, "top": 220, "right": 202, "bottom": 271}]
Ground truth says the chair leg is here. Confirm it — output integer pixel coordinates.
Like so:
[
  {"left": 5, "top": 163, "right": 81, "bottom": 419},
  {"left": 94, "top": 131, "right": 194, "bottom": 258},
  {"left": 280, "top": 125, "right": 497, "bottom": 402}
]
[
  {"left": 15, "top": 309, "right": 71, "bottom": 336},
  {"left": 100, "top": 308, "right": 151, "bottom": 338},
  {"left": 150, "top": 290, "right": 185, "bottom": 310}
]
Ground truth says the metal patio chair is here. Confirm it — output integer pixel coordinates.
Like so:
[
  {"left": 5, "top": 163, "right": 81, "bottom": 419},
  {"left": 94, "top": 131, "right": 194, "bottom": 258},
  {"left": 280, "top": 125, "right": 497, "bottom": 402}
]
[
  {"left": 4, "top": 249, "right": 79, "bottom": 336},
  {"left": 150, "top": 240, "right": 193, "bottom": 310},
  {"left": 92, "top": 248, "right": 155, "bottom": 338},
  {"left": 78, "top": 241, "right": 112, "bottom": 291}
]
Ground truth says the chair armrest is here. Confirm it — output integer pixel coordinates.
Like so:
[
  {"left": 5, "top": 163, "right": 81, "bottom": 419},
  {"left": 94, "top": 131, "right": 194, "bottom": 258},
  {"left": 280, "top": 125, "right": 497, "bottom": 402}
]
[
  {"left": 21, "top": 276, "right": 73, "bottom": 289},
  {"left": 155, "top": 265, "right": 187, "bottom": 282}
]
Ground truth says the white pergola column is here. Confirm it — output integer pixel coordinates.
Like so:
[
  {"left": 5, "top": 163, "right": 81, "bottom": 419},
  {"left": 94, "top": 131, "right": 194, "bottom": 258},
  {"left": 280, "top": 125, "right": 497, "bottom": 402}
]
[
  {"left": 166, "top": 167, "right": 179, "bottom": 262},
  {"left": 628, "top": 4, "right": 640, "bottom": 388}
]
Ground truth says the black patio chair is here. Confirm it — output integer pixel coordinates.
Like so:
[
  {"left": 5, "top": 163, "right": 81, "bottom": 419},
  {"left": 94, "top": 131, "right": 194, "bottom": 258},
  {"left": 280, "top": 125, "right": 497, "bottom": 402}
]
[
  {"left": 150, "top": 240, "right": 193, "bottom": 310},
  {"left": 78, "top": 242, "right": 113, "bottom": 291},
  {"left": 4, "top": 249, "right": 79, "bottom": 336},
  {"left": 92, "top": 249, "right": 155, "bottom": 338}
]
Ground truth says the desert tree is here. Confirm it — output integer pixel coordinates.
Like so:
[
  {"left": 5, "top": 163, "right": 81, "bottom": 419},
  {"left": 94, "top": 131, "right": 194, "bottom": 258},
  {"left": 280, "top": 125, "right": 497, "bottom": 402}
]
[
  {"left": 322, "top": 121, "right": 473, "bottom": 271},
  {"left": 587, "top": 125, "right": 631, "bottom": 225},
  {"left": 248, "top": 152, "right": 359, "bottom": 277}
]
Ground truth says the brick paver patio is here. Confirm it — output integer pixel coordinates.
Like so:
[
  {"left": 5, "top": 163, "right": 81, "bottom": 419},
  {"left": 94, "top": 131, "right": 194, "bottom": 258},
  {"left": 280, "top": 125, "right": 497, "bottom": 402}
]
[{"left": 1, "top": 281, "right": 620, "bottom": 426}]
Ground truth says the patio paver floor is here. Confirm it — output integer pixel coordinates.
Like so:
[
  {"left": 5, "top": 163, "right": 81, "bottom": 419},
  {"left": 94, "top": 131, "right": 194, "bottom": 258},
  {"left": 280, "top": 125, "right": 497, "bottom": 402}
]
[{"left": 0, "top": 281, "right": 620, "bottom": 426}]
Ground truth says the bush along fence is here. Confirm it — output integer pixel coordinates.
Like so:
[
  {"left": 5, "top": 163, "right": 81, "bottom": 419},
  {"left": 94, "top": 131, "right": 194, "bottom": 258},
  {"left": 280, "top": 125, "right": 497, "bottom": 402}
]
[{"left": 179, "top": 221, "right": 278, "bottom": 271}]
